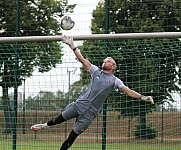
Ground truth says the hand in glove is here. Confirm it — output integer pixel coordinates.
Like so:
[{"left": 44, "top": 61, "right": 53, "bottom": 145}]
[
  {"left": 61, "top": 35, "right": 75, "bottom": 50},
  {"left": 141, "top": 95, "right": 154, "bottom": 104}
]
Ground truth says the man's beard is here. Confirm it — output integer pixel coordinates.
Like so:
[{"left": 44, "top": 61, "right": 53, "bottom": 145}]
[{"left": 102, "top": 66, "right": 111, "bottom": 71}]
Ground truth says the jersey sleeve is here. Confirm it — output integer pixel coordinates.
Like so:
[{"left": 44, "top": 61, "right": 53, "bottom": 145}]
[
  {"left": 114, "top": 77, "right": 125, "bottom": 89},
  {"left": 88, "top": 64, "right": 99, "bottom": 74}
]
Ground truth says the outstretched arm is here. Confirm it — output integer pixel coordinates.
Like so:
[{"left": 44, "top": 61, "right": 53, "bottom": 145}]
[
  {"left": 121, "top": 86, "right": 154, "bottom": 104},
  {"left": 121, "top": 86, "right": 141, "bottom": 99},
  {"left": 61, "top": 35, "right": 91, "bottom": 70}
]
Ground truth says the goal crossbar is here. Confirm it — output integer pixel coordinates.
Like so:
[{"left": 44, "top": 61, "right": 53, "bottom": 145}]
[{"left": 0, "top": 32, "right": 181, "bottom": 43}]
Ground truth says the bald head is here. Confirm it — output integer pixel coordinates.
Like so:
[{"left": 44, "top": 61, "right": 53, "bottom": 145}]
[{"left": 102, "top": 57, "right": 117, "bottom": 73}]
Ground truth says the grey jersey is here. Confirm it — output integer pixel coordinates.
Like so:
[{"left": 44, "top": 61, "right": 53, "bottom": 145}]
[{"left": 74, "top": 64, "right": 125, "bottom": 114}]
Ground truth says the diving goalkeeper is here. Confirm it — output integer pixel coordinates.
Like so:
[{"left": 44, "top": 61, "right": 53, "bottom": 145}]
[{"left": 31, "top": 35, "right": 154, "bottom": 150}]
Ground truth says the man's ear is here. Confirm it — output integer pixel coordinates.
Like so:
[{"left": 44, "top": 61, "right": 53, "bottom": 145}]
[{"left": 111, "top": 65, "right": 116, "bottom": 72}]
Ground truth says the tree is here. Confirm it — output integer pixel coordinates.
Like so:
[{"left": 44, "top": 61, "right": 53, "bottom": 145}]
[
  {"left": 0, "top": 0, "right": 75, "bottom": 133},
  {"left": 76, "top": 0, "right": 181, "bottom": 138},
  {"left": 25, "top": 90, "right": 67, "bottom": 111}
]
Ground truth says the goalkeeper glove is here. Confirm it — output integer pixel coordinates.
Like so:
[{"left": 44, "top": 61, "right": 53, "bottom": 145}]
[
  {"left": 140, "top": 95, "right": 154, "bottom": 104},
  {"left": 61, "top": 35, "right": 75, "bottom": 50}
]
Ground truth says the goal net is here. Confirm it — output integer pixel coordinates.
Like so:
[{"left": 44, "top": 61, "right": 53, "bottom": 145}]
[{"left": 0, "top": 33, "right": 181, "bottom": 150}]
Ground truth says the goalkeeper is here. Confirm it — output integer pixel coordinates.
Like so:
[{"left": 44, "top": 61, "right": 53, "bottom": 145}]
[{"left": 31, "top": 35, "right": 154, "bottom": 150}]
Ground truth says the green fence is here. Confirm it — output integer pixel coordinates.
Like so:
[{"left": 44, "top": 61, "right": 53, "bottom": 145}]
[{"left": 0, "top": 0, "right": 181, "bottom": 150}]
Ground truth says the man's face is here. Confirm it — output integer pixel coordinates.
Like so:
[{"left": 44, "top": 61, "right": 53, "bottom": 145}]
[{"left": 102, "top": 58, "right": 116, "bottom": 71}]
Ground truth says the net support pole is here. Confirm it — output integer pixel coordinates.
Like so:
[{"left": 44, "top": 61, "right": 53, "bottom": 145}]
[
  {"left": 102, "top": 1, "right": 110, "bottom": 150},
  {"left": 13, "top": 0, "right": 20, "bottom": 150}
]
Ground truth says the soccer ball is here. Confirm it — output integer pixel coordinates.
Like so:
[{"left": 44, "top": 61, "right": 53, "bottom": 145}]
[{"left": 60, "top": 16, "right": 75, "bottom": 30}]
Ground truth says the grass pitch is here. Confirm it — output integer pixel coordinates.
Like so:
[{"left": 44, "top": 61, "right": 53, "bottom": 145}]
[{"left": 0, "top": 140, "right": 181, "bottom": 150}]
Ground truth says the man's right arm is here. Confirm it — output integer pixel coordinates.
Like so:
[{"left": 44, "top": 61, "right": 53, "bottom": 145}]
[
  {"left": 73, "top": 47, "right": 91, "bottom": 70},
  {"left": 61, "top": 35, "right": 91, "bottom": 70}
]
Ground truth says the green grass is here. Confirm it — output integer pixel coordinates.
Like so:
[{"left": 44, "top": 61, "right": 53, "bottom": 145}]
[{"left": 0, "top": 140, "right": 180, "bottom": 150}]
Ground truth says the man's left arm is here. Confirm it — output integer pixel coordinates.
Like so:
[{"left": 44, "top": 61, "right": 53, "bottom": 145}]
[{"left": 120, "top": 86, "right": 154, "bottom": 104}]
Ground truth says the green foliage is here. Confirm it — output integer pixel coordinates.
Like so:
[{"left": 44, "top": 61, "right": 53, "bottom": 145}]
[
  {"left": 0, "top": 0, "right": 75, "bottom": 133},
  {"left": 25, "top": 90, "right": 68, "bottom": 111},
  {"left": 0, "top": 0, "right": 76, "bottom": 86},
  {"left": 76, "top": 0, "right": 181, "bottom": 116},
  {"left": 92, "top": 0, "right": 181, "bottom": 33},
  {"left": 0, "top": 0, "right": 76, "bottom": 36}
]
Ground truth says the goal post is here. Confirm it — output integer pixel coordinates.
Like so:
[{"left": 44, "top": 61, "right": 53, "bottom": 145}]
[
  {"left": 0, "top": 33, "right": 181, "bottom": 150},
  {"left": 1, "top": 32, "right": 181, "bottom": 42}
]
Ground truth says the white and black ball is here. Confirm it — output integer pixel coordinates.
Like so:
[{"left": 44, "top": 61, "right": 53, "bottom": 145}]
[{"left": 60, "top": 16, "right": 75, "bottom": 30}]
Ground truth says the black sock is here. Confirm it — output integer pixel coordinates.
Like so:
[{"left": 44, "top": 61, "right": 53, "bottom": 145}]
[
  {"left": 47, "top": 114, "right": 66, "bottom": 126},
  {"left": 60, "top": 130, "right": 79, "bottom": 150}
]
